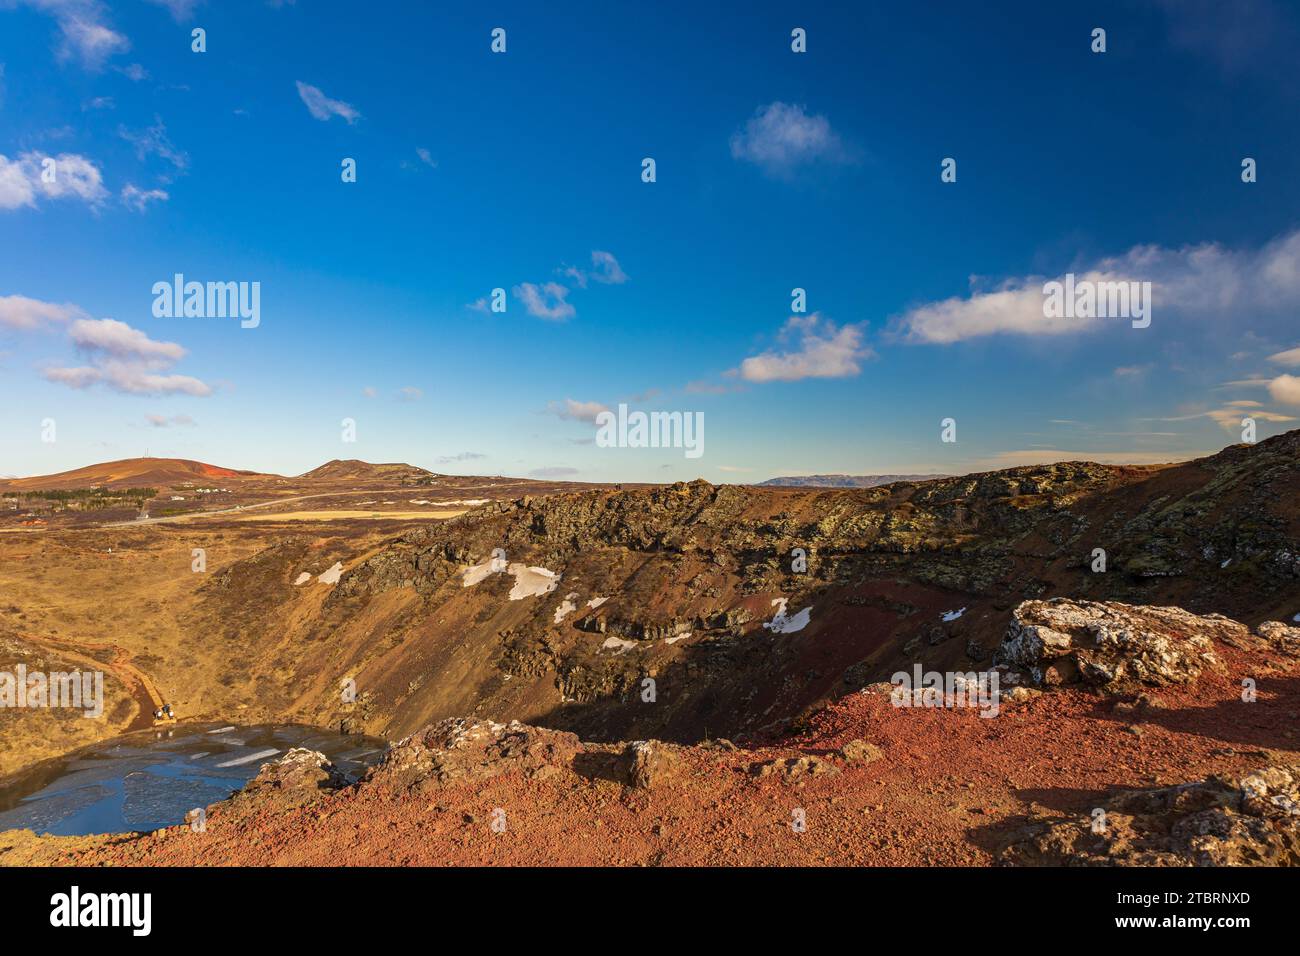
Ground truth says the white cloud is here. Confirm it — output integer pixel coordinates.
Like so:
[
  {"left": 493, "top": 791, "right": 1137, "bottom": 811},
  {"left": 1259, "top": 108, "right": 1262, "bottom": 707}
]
[
  {"left": 589, "top": 250, "right": 628, "bottom": 285},
  {"left": 415, "top": 147, "right": 436, "bottom": 168},
  {"left": 546, "top": 398, "right": 609, "bottom": 423},
  {"left": 0, "top": 151, "right": 107, "bottom": 209},
  {"left": 1267, "top": 374, "right": 1300, "bottom": 405},
  {"left": 121, "top": 183, "right": 168, "bottom": 212},
  {"left": 514, "top": 282, "right": 575, "bottom": 321},
  {"left": 0, "top": 294, "right": 87, "bottom": 329},
  {"left": 44, "top": 316, "right": 211, "bottom": 396},
  {"left": 730, "top": 102, "right": 847, "bottom": 175},
  {"left": 1267, "top": 346, "right": 1300, "bottom": 366},
  {"left": 735, "top": 314, "right": 872, "bottom": 383},
  {"left": 8, "top": 0, "right": 130, "bottom": 68},
  {"left": 69, "top": 317, "right": 184, "bottom": 362},
  {"left": 45, "top": 362, "right": 211, "bottom": 396},
  {"left": 295, "top": 81, "right": 360, "bottom": 124},
  {"left": 898, "top": 228, "right": 1300, "bottom": 344},
  {"left": 398, "top": 386, "right": 423, "bottom": 402},
  {"left": 558, "top": 250, "right": 627, "bottom": 289}
]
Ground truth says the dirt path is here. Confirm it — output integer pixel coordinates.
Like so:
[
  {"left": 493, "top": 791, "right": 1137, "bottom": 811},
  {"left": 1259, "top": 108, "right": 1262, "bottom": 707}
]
[{"left": 21, "top": 634, "right": 165, "bottom": 730}]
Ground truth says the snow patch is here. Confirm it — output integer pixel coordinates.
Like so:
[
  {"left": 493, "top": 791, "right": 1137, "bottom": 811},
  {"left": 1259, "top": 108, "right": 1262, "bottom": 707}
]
[
  {"left": 664, "top": 632, "right": 691, "bottom": 645},
  {"left": 764, "top": 597, "right": 812, "bottom": 634},
  {"left": 601, "top": 636, "right": 639, "bottom": 654},
  {"left": 587, "top": 596, "right": 608, "bottom": 609},
  {"left": 318, "top": 562, "right": 344, "bottom": 585},
  {"left": 293, "top": 571, "right": 312, "bottom": 586},
  {"left": 461, "top": 556, "right": 560, "bottom": 600},
  {"left": 509, "top": 564, "right": 559, "bottom": 600},
  {"left": 941, "top": 607, "right": 966, "bottom": 622},
  {"left": 554, "top": 592, "right": 579, "bottom": 623}
]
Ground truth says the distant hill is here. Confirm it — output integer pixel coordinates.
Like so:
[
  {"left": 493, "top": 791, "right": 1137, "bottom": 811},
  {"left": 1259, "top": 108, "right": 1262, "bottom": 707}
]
[
  {"left": 0, "top": 457, "right": 271, "bottom": 491},
  {"left": 757, "top": 473, "right": 948, "bottom": 488},
  {"left": 298, "top": 459, "right": 439, "bottom": 483}
]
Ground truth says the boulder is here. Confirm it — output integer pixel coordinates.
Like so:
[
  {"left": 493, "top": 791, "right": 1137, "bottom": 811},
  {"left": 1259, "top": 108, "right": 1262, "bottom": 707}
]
[{"left": 994, "top": 598, "right": 1237, "bottom": 691}]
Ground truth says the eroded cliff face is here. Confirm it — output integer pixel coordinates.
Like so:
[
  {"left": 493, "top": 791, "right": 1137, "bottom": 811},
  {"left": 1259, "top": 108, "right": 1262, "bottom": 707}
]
[{"left": 177, "top": 430, "right": 1299, "bottom": 747}]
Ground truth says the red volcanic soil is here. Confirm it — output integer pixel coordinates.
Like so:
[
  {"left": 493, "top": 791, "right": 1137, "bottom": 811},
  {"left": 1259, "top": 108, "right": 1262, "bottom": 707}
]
[
  {"left": 12, "top": 640, "right": 1297, "bottom": 867},
  {"left": 0, "top": 457, "right": 273, "bottom": 491}
]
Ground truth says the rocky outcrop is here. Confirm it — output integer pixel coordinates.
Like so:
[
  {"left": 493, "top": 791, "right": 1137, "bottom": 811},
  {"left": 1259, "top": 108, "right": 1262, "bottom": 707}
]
[
  {"left": 234, "top": 748, "right": 351, "bottom": 810},
  {"left": 1002, "top": 765, "right": 1300, "bottom": 866},
  {"left": 994, "top": 599, "right": 1235, "bottom": 690},
  {"left": 366, "top": 718, "right": 583, "bottom": 791},
  {"left": 624, "top": 740, "right": 683, "bottom": 789}
]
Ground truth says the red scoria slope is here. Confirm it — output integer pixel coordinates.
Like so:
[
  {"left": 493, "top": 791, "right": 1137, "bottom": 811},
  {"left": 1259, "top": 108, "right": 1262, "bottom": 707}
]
[{"left": 3, "top": 602, "right": 1297, "bottom": 867}]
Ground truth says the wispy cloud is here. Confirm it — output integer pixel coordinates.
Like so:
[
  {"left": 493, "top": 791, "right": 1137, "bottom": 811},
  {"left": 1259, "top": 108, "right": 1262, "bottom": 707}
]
[
  {"left": 120, "top": 183, "right": 168, "bottom": 212},
  {"left": 8, "top": 0, "right": 130, "bottom": 69},
  {"left": 734, "top": 314, "right": 872, "bottom": 383},
  {"left": 145, "top": 413, "right": 196, "bottom": 427},
  {"left": 142, "top": 0, "right": 200, "bottom": 21},
  {"left": 436, "top": 451, "right": 486, "bottom": 464},
  {"left": 730, "top": 102, "right": 848, "bottom": 176},
  {"left": 560, "top": 250, "right": 628, "bottom": 288},
  {"left": 529, "top": 466, "right": 579, "bottom": 479},
  {"left": 546, "top": 398, "right": 609, "bottom": 423},
  {"left": 295, "top": 81, "right": 360, "bottom": 124},
  {"left": 118, "top": 117, "right": 188, "bottom": 172},
  {"left": 514, "top": 282, "right": 575, "bottom": 321},
  {"left": 397, "top": 386, "right": 423, "bottom": 402}
]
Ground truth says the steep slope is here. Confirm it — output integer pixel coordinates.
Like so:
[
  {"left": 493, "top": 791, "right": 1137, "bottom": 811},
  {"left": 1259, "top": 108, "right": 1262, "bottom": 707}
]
[
  {"left": 178, "top": 430, "right": 1300, "bottom": 749},
  {"left": 7, "top": 600, "right": 1297, "bottom": 867}
]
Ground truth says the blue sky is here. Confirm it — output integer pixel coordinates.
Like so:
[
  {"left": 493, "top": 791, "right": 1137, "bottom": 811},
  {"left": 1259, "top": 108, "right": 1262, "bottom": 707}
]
[{"left": 3, "top": 0, "right": 1299, "bottom": 482}]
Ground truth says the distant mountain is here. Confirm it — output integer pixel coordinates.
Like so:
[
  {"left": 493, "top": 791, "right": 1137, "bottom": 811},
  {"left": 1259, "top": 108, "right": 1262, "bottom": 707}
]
[
  {"left": 0, "top": 457, "right": 271, "bottom": 491},
  {"left": 297, "top": 459, "right": 439, "bottom": 483},
  {"left": 757, "top": 473, "right": 947, "bottom": 488}
]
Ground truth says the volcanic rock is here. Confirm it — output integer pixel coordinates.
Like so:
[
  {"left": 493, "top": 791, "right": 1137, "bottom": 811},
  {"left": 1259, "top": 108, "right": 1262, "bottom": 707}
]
[
  {"left": 994, "top": 599, "right": 1237, "bottom": 690},
  {"left": 1002, "top": 765, "right": 1300, "bottom": 866}
]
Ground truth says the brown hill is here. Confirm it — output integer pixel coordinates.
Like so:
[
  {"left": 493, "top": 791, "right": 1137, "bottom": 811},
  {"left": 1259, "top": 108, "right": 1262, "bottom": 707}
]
[
  {"left": 0, "top": 457, "right": 272, "bottom": 491},
  {"left": 298, "top": 459, "right": 439, "bottom": 484}
]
